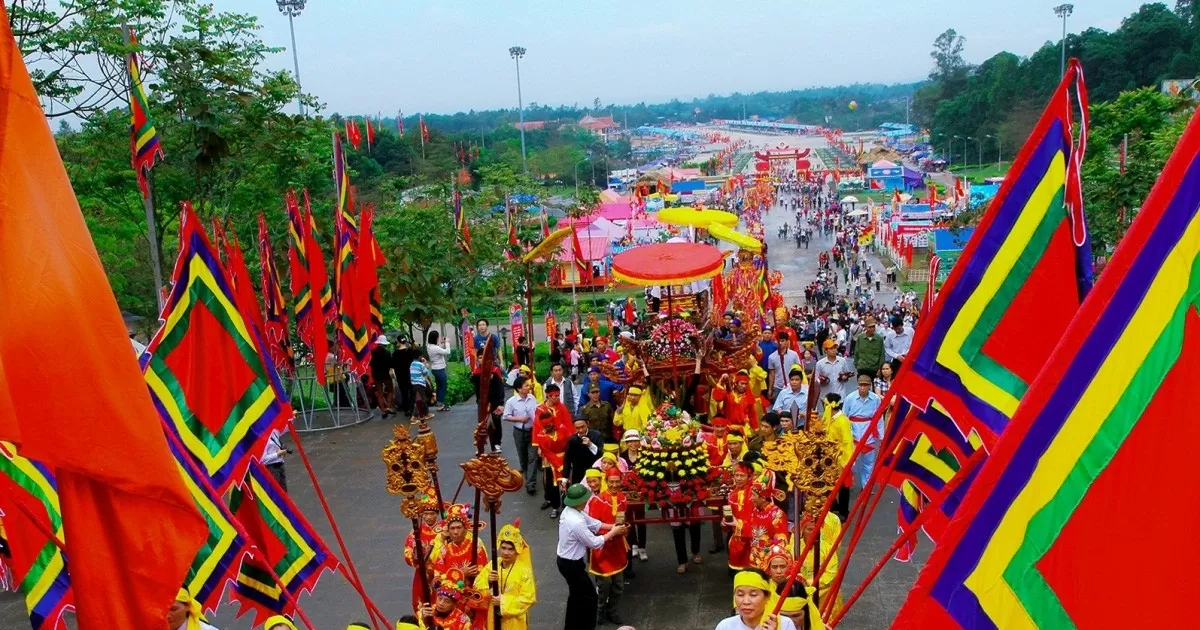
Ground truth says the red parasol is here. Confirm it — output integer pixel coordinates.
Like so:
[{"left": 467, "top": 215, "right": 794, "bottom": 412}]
[{"left": 610, "top": 242, "right": 725, "bottom": 286}]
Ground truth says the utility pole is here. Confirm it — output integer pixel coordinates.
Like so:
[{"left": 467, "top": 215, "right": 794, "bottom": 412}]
[
  {"left": 277, "top": 0, "right": 308, "bottom": 115},
  {"left": 987, "top": 134, "right": 1001, "bottom": 170},
  {"left": 509, "top": 46, "right": 528, "bottom": 173},
  {"left": 1054, "top": 4, "right": 1074, "bottom": 77}
]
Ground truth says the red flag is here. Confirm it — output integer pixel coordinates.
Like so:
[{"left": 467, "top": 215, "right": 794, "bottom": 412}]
[
  {"left": 892, "top": 188, "right": 902, "bottom": 205},
  {"left": 570, "top": 220, "right": 589, "bottom": 278},
  {"left": 540, "top": 211, "right": 551, "bottom": 239},
  {"left": 303, "top": 197, "right": 332, "bottom": 384},
  {"left": 420, "top": 115, "right": 429, "bottom": 144},
  {"left": 0, "top": 12, "right": 208, "bottom": 629},
  {"left": 222, "top": 226, "right": 269, "bottom": 349},
  {"left": 345, "top": 118, "right": 362, "bottom": 150},
  {"left": 358, "top": 203, "right": 385, "bottom": 338},
  {"left": 928, "top": 182, "right": 939, "bottom": 208},
  {"left": 365, "top": 117, "right": 375, "bottom": 150},
  {"left": 398, "top": 115, "right": 405, "bottom": 137}
]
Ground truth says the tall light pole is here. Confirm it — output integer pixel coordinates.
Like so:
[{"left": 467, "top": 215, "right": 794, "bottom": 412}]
[
  {"left": 968, "top": 136, "right": 984, "bottom": 169},
  {"left": 1054, "top": 4, "right": 1074, "bottom": 77},
  {"left": 277, "top": 0, "right": 307, "bottom": 116},
  {"left": 986, "top": 134, "right": 1002, "bottom": 170},
  {"left": 952, "top": 135, "right": 962, "bottom": 169},
  {"left": 509, "top": 46, "right": 528, "bottom": 173}
]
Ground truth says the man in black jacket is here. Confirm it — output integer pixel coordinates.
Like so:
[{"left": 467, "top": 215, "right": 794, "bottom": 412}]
[
  {"left": 561, "top": 418, "right": 605, "bottom": 486},
  {"left": 392, "top": 336, "right": 418, "bottom": 418},
  {"left": 369, "top": 335, "right": 394, "bottom": 417}
]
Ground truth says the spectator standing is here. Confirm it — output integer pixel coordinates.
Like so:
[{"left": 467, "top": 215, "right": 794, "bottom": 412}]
[{"left": 426, "top": 331, "right": 452, "bottom": 411}]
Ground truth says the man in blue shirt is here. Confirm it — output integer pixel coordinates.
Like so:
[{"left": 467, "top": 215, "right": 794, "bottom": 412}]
[
  {"left": 771, "top": 367, "right": 809, "bottom": 420},
  {"left": 473, "top": 318, "right": 501, "bottom": 362},
  {"left": 757, "top": 324, "right": 777, "bottom": 371},
  {"left": 842, "top": 374, "right": 884, "bottom": 488}
]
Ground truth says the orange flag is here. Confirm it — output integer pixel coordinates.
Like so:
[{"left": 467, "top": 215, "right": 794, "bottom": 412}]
[{"left": 0, "top": 10, "right": 207, "bottom": 630}]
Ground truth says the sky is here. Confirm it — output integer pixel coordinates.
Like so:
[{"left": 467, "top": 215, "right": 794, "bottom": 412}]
[{"left": 213, "top": 0, "right": 1151, "bottom": 116}]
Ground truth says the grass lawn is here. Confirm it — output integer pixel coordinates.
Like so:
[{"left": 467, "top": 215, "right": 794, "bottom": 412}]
[{"left": 948, "top": 161, "right": 1011, "bottom": 183}]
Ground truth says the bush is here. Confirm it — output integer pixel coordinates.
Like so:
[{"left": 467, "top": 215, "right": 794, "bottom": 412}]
[{"left": 445, "top": 363, "right": 475, "bottom": 406}]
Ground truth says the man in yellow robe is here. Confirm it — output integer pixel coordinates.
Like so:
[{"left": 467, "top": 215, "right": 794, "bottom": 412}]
[
  {"left": 613, "top": 386, "right": 652, "bottom": 435},
  {"left": 476, "top": 520, "right": 536, "bottom": 630}
]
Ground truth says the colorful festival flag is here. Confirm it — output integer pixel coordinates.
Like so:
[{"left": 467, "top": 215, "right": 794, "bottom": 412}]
[
  {"left": 570, "top": 219, "right": 589, "bottom": 278},
  {"left": 544, "top": 309, "right": 557, "bottom": 340},
  {"left": 143, "top": 204, "right": 292, "bottom": 493},
  {"left": 127, "top": 28, "right": 164, "bottom": 198},
  {"left": 420, "top": 115, "right": 430, "bottom": 144},
  {"left": 345, "top": 118, "right": 362, "bottom": 151},
  {"left": 303, "top": 190, "right": 335, "bottom": 323},
  {"left": 882, "top": 60, "right": 1093, "bottom": 555},
  {"left": 229, "top": 460, "right": 338, "bottom": 626},
  {"left": 358, "top": 204, "right": 386, "bottom": 338},
  {"left": 894, "top": 98, "right": 1200, "bottom": 630},
  {"left": 922, "top": 255, "right": 941, "bottom": 317},
  {"left": 453, "top": 187, "right": 471, "bottom": 254},
  {"left": 259, "top": 215, "right": 294, "bottom": 375},
  {"left": 509, "top": 304, "right": 524, "bottom": 348},
  {"left": 332, "top": 132, "right": 357, "bottom": 287},
  {"left": 397, "top": 113, "right": 405, "bottom": 137},
  {"left": 365, "top": 117, "right": 375, "bottom": 151},
  {"left": 221, "top": 226, "right": 269, "bottom": 355},
  {"left": 165, "top": 433, "right": 249, "bottom": 613},
  {"left": 0, "top": 443, "right": 72, "bottom": 630},
  {"left": 0, "top": 16, "right": 209, "bottom": 629},
  {"left": 335, "top": 213, "right": 371, "bottom": 375}
]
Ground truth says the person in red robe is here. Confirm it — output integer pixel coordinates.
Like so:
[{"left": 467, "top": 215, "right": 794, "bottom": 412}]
[
  {"left": 724, "top": 461, "right": 755, "bottom": 571},
  {"left": 532, "top": 406, "right": 571, "bottom": 518},
  {"left": 747, "top": 480, "right": 790, "bottom": 570},
  {"left": 418, "top": 567, "right": 476, "bottom": 630},
  {"left": 404, "top": 494, "right": 443, "bottom": 614},
  {"left": 584, "top": 468, "right": 629, "bottom": 625},
  {"left": 712, "top": 370, "right": 764, "bottom": 434}
]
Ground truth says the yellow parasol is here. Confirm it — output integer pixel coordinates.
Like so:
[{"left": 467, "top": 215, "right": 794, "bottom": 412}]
[
  {"left": 708, "top": 223, "right": 762, "bottom": 253},
  {"left": 521, "top": 226, "right": 573, "bottom": 263},
  {"left": 658, "top": 207, "right": 739, "bottom": 228}
]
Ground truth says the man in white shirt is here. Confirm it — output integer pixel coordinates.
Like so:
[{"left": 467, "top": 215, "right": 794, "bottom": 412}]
[
  {"left": 766, "top": 332, "right": 801, "bottom": 400},
  {"left": 814, "top": 339, "right": 854, "bottom": 401},
  {"left": 261, "top": 429, "right": 290, "bottom": 491},
  {"left": 545, "top": 362, "right": 576, "bottom": 411},
  {"left": 556, "top": 484, "right": 626, "bottom": 630},
  {"left": 883, "top": 316, "right": 914, "bottom": 374},
  {"left": 503, "top": 377, "right": 541, "bottom": 494}
]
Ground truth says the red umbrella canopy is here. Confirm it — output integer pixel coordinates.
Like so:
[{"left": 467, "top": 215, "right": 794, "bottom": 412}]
[{"left": 610, "top": 242, "right": 726, "bottom": 286}]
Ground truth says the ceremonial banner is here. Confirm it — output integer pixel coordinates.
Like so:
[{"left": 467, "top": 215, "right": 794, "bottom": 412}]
[
  {"left": 545, "top": 309, "right": 557, "bottom": 340},
  {"left": 0, "top": 443, "right": 71, "bottom": 630},
  {"left": 883, "top": 61, "right": 1092, "bottom": 555},
  {"left": 259, "top": 215, "right": 294, "bottom": 375},
  {"left": 167, "top": 436, "right": 248, "bottom": 613},
  {"left": 509, "top": 304, "right": 525, "bottom": 348},
  {"left": 358, "top": 204, "right": 387, "bottom": 338},
  {"left": 304, "top": 190, "right": 335, "bottom": 322},
  {"left": 229, "top": 460, "right": 337, "bottom": 625},
  {"left": 0, "top": 15, "right": 209, "bottom": 629},
  {"left": 894, "top": 103, "right": 1200, "bottom": 630},
  {"left": 453, "top": 188, "right": 471, "bottom": 254},
  {"left": 143, "top": 205, "right": 291, "bottom": 493},
  {"left": 365, "top": 117, "right": 375, "bottom": 150},
  {"left": 127, "top": 29, "right": 163, "bottom": 198},
  {"left": 333, "top": 132, "right": 357, "bottom": 287}
]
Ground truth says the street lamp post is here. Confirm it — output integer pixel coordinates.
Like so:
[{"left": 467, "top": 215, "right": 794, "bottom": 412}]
[
  {"left": 952, "top": 135, "right": 962, "bottom": 170},
  {"left": 986, "top": 134, "right": 1002, "bottom": 170},
  {"left": 276, "top": 0, "right": 307, "bottom": 116},
  {"left": 1054, "top": 4, "right": 1074, "bottom": 77},
  {"left": 509, "top": 46, "right": 528, "bottom": 174},
  {"left": 968, "top": 136, "right": 984, "bottom": 170}
]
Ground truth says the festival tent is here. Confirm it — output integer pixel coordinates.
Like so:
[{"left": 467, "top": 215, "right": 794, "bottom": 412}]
[
  {"left": 595, "top": 201, "right": 635, "bottom": 221},
  {"left": 599, "top": 188, "right": 626, "bottom": 202},
  {"left": 553, "top": 235, "right": 610, "bottom": 286},
  {"left": 576, "top": 216, "right": 624, "bottom": 240}
]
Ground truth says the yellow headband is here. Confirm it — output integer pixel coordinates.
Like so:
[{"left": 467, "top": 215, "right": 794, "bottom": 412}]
[
  {"left": 264, "top": 615, "right": 298, "bottom": 630},
  {"left": 395, "top": 624, "right": 421, "bottom": 630},
  {"left": 779, "top": 595, "right": 808, "bottom": 614},
  {"left": 732, "top": 570, "right": 771, "bottom": 593},
  {"left": 585, "top": 468, "right": 604, "bottom": 479},
  {"left": 628, "top": 387, "right": 643, "bottom": 395}
]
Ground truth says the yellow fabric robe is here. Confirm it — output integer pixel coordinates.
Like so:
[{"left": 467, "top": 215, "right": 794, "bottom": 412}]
[{"left": 474, "top": 559, "right": 536, "bottom": 630}]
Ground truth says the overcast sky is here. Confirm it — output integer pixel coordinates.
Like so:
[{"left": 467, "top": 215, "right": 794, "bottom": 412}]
[{"left": 214, "top": 0, "right": 1149, "bottom": 116}]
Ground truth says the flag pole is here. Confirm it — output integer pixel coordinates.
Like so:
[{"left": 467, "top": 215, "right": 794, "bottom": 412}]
[{"left": 122, "top": 24, "right": 165, "bottom": 313}]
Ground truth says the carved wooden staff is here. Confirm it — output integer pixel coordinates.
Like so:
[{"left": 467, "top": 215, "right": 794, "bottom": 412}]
[
  {"left": 382, "top": 425, "right": 434, "bottom": 621},
  {"left": 415, "top": 419, "right": 445, "bottom": 517}
]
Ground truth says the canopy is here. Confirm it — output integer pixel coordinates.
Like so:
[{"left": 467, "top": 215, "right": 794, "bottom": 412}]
[
  {"left": 899, "top": 193, "right": 914, "bottom": 202},
  {"left": 610, "top": 242, "right": 726, "bottom": 286},
  {"left": 708, "top": 223, "right": 762, "bottom": 253},
  {"left": 840, "top": 195, "right": 860, "bottom": 203},
  {"left": 846, "top": 208, "right": 869, "bottom": 217},
  {"left": 521, "top": 226, "right": 573, "bottom": 263},
  {"left": 658, "top": 207, "right": 739, "bottom": 228}
]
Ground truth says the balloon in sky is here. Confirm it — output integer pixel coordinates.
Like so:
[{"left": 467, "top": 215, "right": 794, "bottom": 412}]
[{"left": 848, "top": 101, "right": 859, "bottom": 110}]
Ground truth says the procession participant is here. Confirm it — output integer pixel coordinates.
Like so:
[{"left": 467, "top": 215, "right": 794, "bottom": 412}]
[
  {"left": 516, "top": 365, "right": 544, "bottom": 403},
  {"left": 405, "top": 494, "right": 444, "bottom": 613},
  {"left": 418, "top": 568, "right": 475, "bottom": 630},
  {"left": 883, "top": 315, "right": 913, "bottom": 374},
  {"left": 747, "top": 480, "right": 790, "bottom": 569},
  {"left": 665, "top": 497, "right": 703, "bottom": 575},
  {"left": 393, "top": 616, "right": 421, "bottom": 630},
  {"left": 473, "top": 363, "right": 508, "bottom": 454},
  {"left": 545, "top": 363, "right": 576, "bottom": 413},
  {"left": 715, "top": 569, "right": 795, "bottom": 630},
  {"left": 503, "top": 377, "right": 540, "bottom": 495},
  {"left": 682, "top": 356, "right": 714, "bottom": 420},
  {"left": 577, "top": 385, "right": 614, "bottom": 443},
  {"left": 702, "top": 416, "right": 732, "bottom": 466},
  {"left": 584, "top": 469, "right": 628, "bottom": 625},
  {"left": 613, "top": 385, "right": 652, "bottom": 435},
  {"left": 532, "top": 407, "right": 571, "bottom": 519},
  {"left": 761, "top": 545, "right": 793, "bottom": 594},
  {"left": 748, "top": 412, "right": 780, "bottom": 453},
  {"left": 169, "top": 588, "right": 220, "bottom": 630},
  {"left": 604, "top": 471, "right": 638, "bottom": 578},
  {"left": 796, "top": 514, "right": 845, "bottom": 618},
  {"left": 843, "top": 375, "right": 884, "bottom": 488},
  {"left": 813, "top": 340, "right": 854, "bottom": 403},
  {"left": 851, "top": 315, "right": 884, "bottom": 379},
  {"left": 562, "top": 418, "right": 605, "bottom": 486},
  {"left": 726, "top": 431, "right": 747, "bottom": 464},
  {"left": 772, "top": 367, "right": 809, "bottom": 417},
  {"left": 778, "top": 586, "right": 825, "bottom": 630},
  {"left": 556, "top": 483, "right": 628, "bottom": 630},
  {"left": 724, "top": 461, "right": 756, "bottom": 572},
  {"left": 594, "top": 336, "right": 619, "bottom": 363},
  {"left": 712, "top": 370, "right": 764, "bottom": 434},
  {"left": 265, "top": 615, "right": 298, "bottom": 630},
  {"left": 766, "top": 332, "right": 801, "bottom": 400},
  {"left": 619, "top": 430, "right": 649, "bottom": 562},
  {"left": 429, "top": 504, "right": 488, "bottom": 588},
  {"left": 477, "top": 520, "right": 537, "bottom": 630},
  {"left": 821, "top": 394, "right": 855, "bottom": 523},
  {"left": 777, "top": 410, "right": 799, "bottom": 434}
]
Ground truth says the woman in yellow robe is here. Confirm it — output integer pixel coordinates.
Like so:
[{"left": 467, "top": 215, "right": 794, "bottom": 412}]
[
  {"left": 475, "top": 521, "right": 536, "bottom": 630},
  {"left": 796, "top": 513, "right": 845, "bottom": 619}
]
